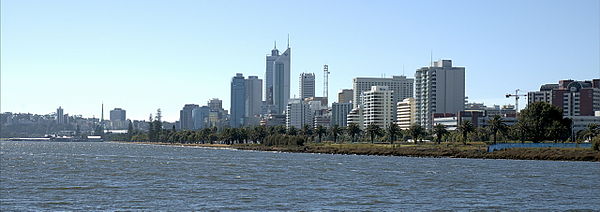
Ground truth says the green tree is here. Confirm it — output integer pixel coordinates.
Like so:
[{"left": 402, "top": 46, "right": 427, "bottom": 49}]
[
  {"left": 329, "top": 125, "right": 342, "bottom": 143},
  {"left": 487, "top": 115, "right": 507, "bottom": 144},
  {"left": 580, "top": 123, "right": 600, "bottom": 141},
  {"left": 287, "top": 126, "right": 298, "bottom": 136},
  {"left": 315, "top": 125, "right": 327, "bottom": 142},
  {"left": 366, "top": 124, "right": 383, "bottom": 144},
  {"left": 408, "top": 123, "right": 425, "bottom": 143},
  {"left": 347, "top": 123, "right": 362, "bottom": 143},
  {"left": 301, "top": 124, "right": 314, "bottom": 142},
  {"left": 386, "top": 123, "right": 401, "bottom": 144},
  {"left": 518, "top": 102, "right": 570, "bottom": 142},
  {"left": 127, "top": 120, "right": 134, "bottom": 142},
  {"left": 457, "top": 120, "right": 474, "bottom": 145},
  {"left": 432, "top": 123, "right": 448, "bottom": 144}
]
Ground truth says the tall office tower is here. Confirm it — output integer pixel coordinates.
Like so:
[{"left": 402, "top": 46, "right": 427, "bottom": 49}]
[
  {"left": 285, "top": 98, "right": 313, "bottom": 129},
  {"left": 265, "top": 42, "right": 280, "bottom": 106},
  {"left": 272, "top": 47, "right": 291, "bottom": 114},
  {"left": 208, "top": 98, "right": 223, "bottom": 111},
  {"left": 362, "top": 86, "right": 395, "bottom": 129},
  {"left": 265, "top": 41, "right": 291, "bottom": 114},
  {"left": 396, "top": 98, "right": 416, "bottom": 129},
  {"left": 245, "top": 76, "right": 263, "bottom": 125},
  {"left": 415, "top": 60, "right": 465, "bottom": 129},
  {"left": 352, "top": 75, "right": 413, "bottom": 109},
  {"left": 109, "top": 108, "right": 126, "bottom": 121},
  {"left": 528, "top": 79, "right": 600, "bottom": 116},
  {"left": 230, "top": 73, "right": 246, "bottom": 128},
  {"left": 179, "top": 104, "right": 199, "bottom": 130},
  {"left": 299, "top": 73, "right": 315, "bottom": 100},
  {"left": 331, "top": 102, "right": 353, "bottom": 127},
  {"left": 338, "top": 89, "right": 353, "bottom": 104},
  {"left": 56, "top": 107, "right": 64, "bottom": 124},
  {"left": 192, "top": 106, "right": 210, "bottom": 130}
]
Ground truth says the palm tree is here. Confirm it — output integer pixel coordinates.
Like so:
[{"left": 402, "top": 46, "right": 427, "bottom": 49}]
[
  {"left": 432, "top": 123, "right": 448, "bottom": 144},
  {"left": 347, "top": 123, "right": 362, "bottom": 143},
  {"left": 580, "top": 123, "right": 600, "bottom": 141},
  {"left": 329, "top": 125, "right": 342, "bottom": 143},
  {"left": 386, "top": 123, "right": 401, "bottom": 144},
  {"left": 287, "top": 126, "right": 298, "bottom": 136},
  {"left": 315, "top": 125, "right": 327, "bottom": 143},
  {"left": 487, "top": 115, "right": 507, "bottom": 144},
  {"left": 458, "top": 120, "right": 475, "bottom": 145},
  {"left": 408, "top": 123, "right": 425, "bottom": 143},
  {"left": 366, "top": 124, "right": 383, "bottom": 144},
  {"left": 301, "top": 124, "right": 314, "bottom": 142}
]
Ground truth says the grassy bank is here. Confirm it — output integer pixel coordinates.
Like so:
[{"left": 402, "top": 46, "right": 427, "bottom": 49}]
[
  {"left": 233, "top": 143, "right": 600, "bottom": 162},
  {"left": 115, "top": 141, "right": 600, "bottom": 162}
]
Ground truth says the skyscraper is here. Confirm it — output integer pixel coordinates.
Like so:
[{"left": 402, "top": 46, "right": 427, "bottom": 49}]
[
  {"left": 265, "top": 40, "right": 291, "bottom": 114},
  {"left": 299, "top": 73, "right": 315, "bottom": 100},
  {"left": 352, "top": 76, "right": 414, "bottom": 109},
  {"left": 362, "top": 86, "right": 395, "bottom": 129},
  {"left": 265, "top": 42, "right": 280, "bottom": 106},
  {"left": 56, "top": 107, "right": 64, "bottom": 124},
  {"left": 230, "top": 73, "right": 246, "bottom": 128},
  {"left": 109, "top": 108, "right": 126, "bottom": 121},
  {"left": 331, "top": 102, "right": 353, "bottom": 127},
  {"left": 180, "top": 104, "right": 199, "bottom": 130},
  {"left": 245, "top": 76, "right": 263, "bottom": 125},
  {"left": 337, "top": 89, "right": 353, "bottom": 104},
  {"left": 396, "top": 98, "right": 416, "bottom": 129},
  {"left": 192, "top": 106, "right": 210, "bottom": 130},
  {"left": 285, "top": 98, "right": 313, "bottom": 129},
  {"left": 415, "top": 60, "right": 465, "bottom": 129}
]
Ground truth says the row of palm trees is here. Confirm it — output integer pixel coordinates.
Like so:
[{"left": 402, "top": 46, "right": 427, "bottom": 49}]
[{"left": 130, "top": 115, "right": 512, "bottom": 145}]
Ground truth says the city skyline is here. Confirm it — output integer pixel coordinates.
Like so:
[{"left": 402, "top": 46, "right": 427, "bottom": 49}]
[{"left": 2, "top": 0, "right": 599, "bottom": 122}]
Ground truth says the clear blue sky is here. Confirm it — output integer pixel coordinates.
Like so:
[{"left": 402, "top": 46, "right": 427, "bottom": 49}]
[{"left": 2, "top": 0, "right": 599, "bottom": 122}]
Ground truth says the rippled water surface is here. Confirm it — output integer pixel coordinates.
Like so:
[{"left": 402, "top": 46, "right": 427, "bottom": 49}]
[{"left": 1, "top": 141, "right": 599, "bottom": 210}]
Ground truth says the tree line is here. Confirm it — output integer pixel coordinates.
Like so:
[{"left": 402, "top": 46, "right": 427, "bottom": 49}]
[{"left": 115, "top": 102, "right": 598, "bottom": 147}]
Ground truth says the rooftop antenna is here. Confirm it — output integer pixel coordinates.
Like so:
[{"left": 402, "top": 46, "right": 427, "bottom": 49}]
[
  {"left": 274, "top": 40, "right": 277, "bottom": 49},
  {"left": 287, "top": 34, "right": 290, "bottom": 48},
  {"left": 430, "top": 50, "right": 433, "bottom": 67},
  {"left": 101, "top": 102, "right": 104, "bottom": 122}
]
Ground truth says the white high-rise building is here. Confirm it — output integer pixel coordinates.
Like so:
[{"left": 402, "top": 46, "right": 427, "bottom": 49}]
[
  {"left": 352, "top": 76, "right": 413, "bottom": 109},
  {"left": 362, "top": 86, "right": 395, "bottom": 128},
  {"left": 347, "top": 106, "right": 363, "bottom": 128},
  {"left": 285, "top": 98, "right": 313, "bottom": 129},
  {"left": 299, "top": 73, "right": 315, "bottom": 100},
  {"left": 396, "top": 98, "right": 416, "bottom": 129},
  {"left": 245, "top": 76, "right": 263, "bottom": 125},
  {"left": 415, "top": 59, "right": 465, "bottom": 129}
]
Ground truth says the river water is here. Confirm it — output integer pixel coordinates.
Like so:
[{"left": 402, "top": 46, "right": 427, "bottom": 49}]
[{"left": 1, "top": 141, "right": 599, "bottom": 210}]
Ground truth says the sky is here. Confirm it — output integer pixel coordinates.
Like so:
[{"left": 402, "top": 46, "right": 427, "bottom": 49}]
[{"left": 1, "top": 0, "right": 599, "bottom": 122}]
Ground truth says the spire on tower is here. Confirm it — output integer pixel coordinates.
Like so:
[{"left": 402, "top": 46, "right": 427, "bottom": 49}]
[
  {"left": 274, "top": 40, "right": 277, "bottom": 49},
  {"left": 287, "top": 34, "right": 290, "bottom": 49}
]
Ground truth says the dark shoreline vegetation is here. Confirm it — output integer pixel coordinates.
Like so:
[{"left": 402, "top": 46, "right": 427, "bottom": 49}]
[{"left": 117, "top": 141, "right": 600, "bottom": 162}]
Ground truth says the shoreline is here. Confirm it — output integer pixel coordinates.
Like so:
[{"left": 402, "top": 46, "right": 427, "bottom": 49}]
[{"left": 113, "top": 141, "right": 600, "bottom": 162}]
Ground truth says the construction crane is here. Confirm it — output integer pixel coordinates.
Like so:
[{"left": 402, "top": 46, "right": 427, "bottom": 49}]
[{"left": 505, "top": 89, "right": 527, "bottom": 112}]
